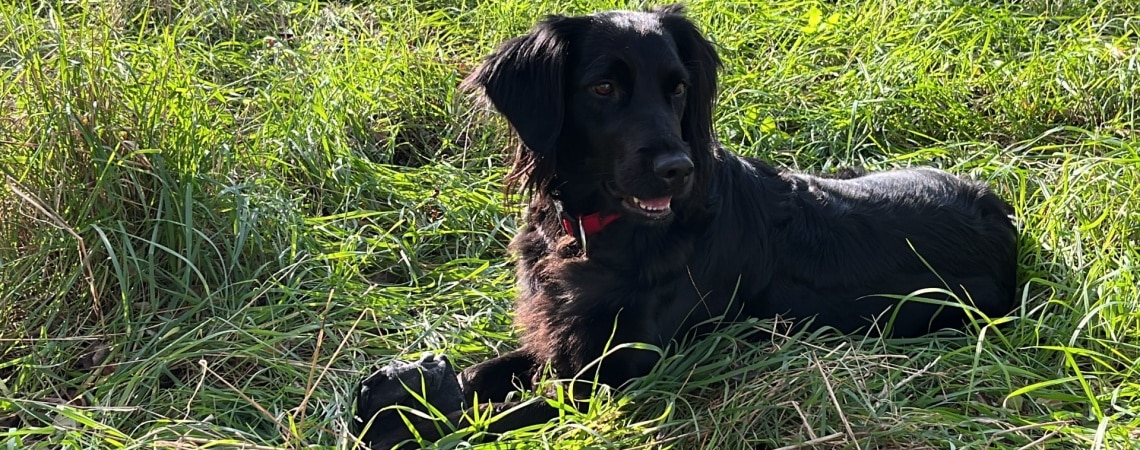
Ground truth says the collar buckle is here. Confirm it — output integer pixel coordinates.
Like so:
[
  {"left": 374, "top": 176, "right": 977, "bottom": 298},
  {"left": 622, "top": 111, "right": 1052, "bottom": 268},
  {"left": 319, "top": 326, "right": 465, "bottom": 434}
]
[{"left": 553, "top": 200, "right": 620, "bottom": 250}]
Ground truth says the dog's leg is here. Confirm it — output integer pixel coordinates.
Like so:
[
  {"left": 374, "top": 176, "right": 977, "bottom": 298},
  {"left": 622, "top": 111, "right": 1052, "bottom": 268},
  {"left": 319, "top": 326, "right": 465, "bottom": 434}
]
[
  {"left": 359, "top": 399, "right": 560, "bottom": 450},
  {"left": 355, "top": 350, "right": 561, "bottom": 449},
  {"left": 353, "top": 353, "right": 465, "bottom": 448},
  {"left": 458, "top": 348, "right": 539, "bottom": 403}
]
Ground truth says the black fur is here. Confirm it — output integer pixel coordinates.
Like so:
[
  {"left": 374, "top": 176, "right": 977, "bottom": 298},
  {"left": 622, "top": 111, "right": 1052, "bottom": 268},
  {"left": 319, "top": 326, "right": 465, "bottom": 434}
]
[{"left": 355, "top": 5, "right": 1018, "bottom": 448}]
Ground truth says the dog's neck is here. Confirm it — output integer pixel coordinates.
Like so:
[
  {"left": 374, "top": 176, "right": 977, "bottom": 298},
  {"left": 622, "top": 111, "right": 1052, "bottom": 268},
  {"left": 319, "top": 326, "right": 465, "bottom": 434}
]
[
  {"left": 551, "top": 198, "right": 622, "bottom": 246},
  {"left": 543, "top": 178, "right": 623, "bottom": 240}
]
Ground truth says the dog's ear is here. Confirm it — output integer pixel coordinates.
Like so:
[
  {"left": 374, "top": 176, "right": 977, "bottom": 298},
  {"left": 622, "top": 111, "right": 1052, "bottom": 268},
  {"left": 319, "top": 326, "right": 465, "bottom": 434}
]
[
  {"left": 462, "top": 16, "right": 573, "bottom": 153},
  {"left": 462, "top": 15, "right": 584, "bottom": 194},
  {"left": 657, "top": 7, "right": 721, "bottom": 150}
]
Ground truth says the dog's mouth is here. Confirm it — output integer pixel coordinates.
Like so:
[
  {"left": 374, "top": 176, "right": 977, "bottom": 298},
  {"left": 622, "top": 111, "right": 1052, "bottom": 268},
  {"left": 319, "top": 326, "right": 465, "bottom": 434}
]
[
  {"left": 600, "top": 181, "right": 677, "bottom": 220},
  {"left": 621, "top": 195, "right": 673, "bottom": 219}
]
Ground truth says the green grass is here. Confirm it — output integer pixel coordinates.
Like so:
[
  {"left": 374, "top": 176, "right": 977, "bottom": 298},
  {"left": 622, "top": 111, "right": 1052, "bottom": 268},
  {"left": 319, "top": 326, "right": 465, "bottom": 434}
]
[{"left": 1, "top": 0, "right": 1138, "bottom": 448}]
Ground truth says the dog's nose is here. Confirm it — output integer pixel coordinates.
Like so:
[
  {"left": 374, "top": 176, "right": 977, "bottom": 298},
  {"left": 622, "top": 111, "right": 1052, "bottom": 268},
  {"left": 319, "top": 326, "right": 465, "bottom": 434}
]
[{"left": 653, "top": 153, "right": 694, "bottom": 184}]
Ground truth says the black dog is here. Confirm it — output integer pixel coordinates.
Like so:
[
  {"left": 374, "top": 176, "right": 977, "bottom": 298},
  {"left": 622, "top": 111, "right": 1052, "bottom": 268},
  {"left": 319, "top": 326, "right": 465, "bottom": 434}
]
[{"left": 354, "top": 4, "right": 1018, "bottom": 448}]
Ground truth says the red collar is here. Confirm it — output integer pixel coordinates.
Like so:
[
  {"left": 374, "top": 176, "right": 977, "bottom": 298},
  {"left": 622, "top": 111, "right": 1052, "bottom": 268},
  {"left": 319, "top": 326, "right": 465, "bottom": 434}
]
[
  {"left": 552, "top": 199, "right": 621, "bottom": 249},
  {"left": 561, "top": 212, "right": 622, "bottom": 239}
]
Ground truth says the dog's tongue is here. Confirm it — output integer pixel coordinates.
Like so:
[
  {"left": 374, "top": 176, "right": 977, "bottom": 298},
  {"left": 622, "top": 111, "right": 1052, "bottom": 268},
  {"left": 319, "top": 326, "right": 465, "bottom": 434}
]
[{"left": 638, "top": 196, "right": 671, "bottom": 209}]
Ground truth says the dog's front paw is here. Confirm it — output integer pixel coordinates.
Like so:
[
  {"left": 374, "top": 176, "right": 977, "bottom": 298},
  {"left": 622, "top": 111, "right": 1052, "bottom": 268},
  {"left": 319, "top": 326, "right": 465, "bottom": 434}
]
[{"left": 353, "top": 352, "right": 464, "bottom": 447}]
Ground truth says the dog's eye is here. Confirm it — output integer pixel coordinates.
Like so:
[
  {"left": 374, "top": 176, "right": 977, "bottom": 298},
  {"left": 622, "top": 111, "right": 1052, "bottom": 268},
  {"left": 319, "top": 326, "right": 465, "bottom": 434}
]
[
  {"left": 672, "top": 83, "right": 686, "bottom": 96},
  {"left": 590, "top": 82, "right": 614, "bottom": 97}
]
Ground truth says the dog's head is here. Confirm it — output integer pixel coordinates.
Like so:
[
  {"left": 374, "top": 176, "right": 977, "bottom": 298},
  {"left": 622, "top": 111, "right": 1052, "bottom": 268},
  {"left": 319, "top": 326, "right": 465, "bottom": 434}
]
[{"left": 464, "top": 4, "right": 721, "bottom": 224}]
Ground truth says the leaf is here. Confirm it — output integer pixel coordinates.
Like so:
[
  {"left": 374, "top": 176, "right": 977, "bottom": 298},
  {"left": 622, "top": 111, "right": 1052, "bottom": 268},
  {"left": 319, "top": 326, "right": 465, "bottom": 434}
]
[
  {"left": 801, "top": 8, "right": 823, "bottom": 34},
  {"left": 760, "top": 116, "right": 778, "bottom": 134},
  {"left": 827, "top": 13, "right": 843, "bottom": 28}
]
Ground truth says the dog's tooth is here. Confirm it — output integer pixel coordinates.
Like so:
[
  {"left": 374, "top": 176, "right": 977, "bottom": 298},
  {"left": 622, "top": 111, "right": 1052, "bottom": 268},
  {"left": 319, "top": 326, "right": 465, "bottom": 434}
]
[{"left": 629, "top": 196, "right": 672, "bottom": 214}]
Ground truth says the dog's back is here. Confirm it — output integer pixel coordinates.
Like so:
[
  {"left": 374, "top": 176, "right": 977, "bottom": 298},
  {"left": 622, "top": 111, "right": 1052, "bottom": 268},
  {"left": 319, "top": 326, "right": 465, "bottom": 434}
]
[{"left": 723, "top": 161, "right": 1019, "bottom": 336}]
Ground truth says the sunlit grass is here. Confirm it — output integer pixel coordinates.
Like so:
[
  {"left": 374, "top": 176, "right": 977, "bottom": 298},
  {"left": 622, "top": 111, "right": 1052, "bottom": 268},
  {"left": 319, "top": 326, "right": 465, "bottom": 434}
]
[{"left": 1, "top": 0, "right": 1138, "bottom": 448}]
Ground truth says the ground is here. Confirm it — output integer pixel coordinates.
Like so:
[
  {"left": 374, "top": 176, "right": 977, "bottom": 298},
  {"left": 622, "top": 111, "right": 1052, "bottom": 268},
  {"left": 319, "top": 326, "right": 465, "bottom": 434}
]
[{"left": 1, "top": 0, "right": 1138, "bottom": 448}]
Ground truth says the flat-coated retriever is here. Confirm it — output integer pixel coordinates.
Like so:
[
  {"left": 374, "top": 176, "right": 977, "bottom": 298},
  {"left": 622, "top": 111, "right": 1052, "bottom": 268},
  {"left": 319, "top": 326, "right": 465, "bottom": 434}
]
[{"left": 354, "top": 4, "right": 1018, "bottom": 448}]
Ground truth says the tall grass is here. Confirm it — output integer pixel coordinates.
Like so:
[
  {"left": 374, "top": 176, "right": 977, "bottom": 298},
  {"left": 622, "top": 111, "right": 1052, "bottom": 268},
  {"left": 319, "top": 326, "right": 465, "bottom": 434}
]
[{"left": 1, "top": 0, "right": 1138, "bottom": 448}]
